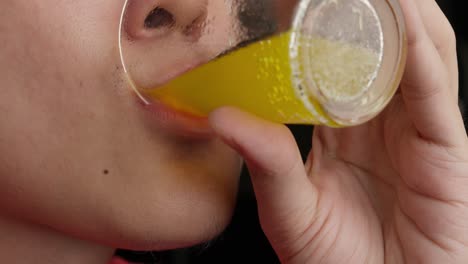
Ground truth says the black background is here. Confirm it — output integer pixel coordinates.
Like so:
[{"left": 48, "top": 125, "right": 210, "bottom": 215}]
[{"left": 118, "top": 0, "right": 468, "bottom": 262}]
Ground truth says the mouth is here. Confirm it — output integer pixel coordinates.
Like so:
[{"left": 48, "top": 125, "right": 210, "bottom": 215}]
[
  {"left": 129, "top": 53, "right": 221, "bottom": 140},
  {"left": 137, "top": 96, "right": 214, "bottom": 140}
]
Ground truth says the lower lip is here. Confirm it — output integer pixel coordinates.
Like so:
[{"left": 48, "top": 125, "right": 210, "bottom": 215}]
[{"left": 137, "top": 97, "right": 215, "bottom": 140}]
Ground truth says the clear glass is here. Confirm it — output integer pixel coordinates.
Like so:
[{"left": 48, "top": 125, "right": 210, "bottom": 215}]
[{"left": 119, "top": 0, "right": 407, "bottom": 126}]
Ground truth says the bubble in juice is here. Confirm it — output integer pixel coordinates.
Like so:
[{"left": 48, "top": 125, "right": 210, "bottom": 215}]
[
  {"left": 143, "top": 31, "right": 381, "bottom": 125},
  {"left": 302, "top": 36, "right": 380, "bottom": 102}
]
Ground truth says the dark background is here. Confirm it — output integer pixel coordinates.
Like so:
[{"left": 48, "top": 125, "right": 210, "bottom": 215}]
[{"left": 118, "top": 0, "right": 468, "bottom": 262}]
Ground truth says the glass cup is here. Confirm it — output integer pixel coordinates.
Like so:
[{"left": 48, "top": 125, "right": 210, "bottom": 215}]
[{"left": 119, "top": 0, "right": 407, "bottom": 126}]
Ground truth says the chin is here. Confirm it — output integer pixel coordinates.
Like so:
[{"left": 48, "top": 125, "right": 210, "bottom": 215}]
[{"left": 104, "top": 174, "right": 240, "bottom": 252}]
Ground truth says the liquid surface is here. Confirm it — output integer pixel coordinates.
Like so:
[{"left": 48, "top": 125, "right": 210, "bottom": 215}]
[
  {"left": 142, "top": 32, "right": 380, "bottom": 124},
  {"left": 302, "top": 37, "right": 380, "bottom": 101}
]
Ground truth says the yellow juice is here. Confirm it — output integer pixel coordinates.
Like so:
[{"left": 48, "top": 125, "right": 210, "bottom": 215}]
[{"left": 143, "top": 32, "right": 380, "bottom": 125}]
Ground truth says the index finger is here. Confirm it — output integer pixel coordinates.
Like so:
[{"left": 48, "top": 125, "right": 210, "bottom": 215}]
[
  {"left": 413, "top": 0, "right": 459, "bottom": 98},
  {"left": 399, "top": 0, "right": 465, "bottom": 147}
]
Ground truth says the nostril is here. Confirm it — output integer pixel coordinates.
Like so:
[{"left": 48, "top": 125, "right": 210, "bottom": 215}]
[{"left": 144, "top": 7, "right": 175, "bottom": 29}]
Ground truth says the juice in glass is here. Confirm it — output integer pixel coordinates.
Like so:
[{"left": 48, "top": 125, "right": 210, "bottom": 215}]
[{"left": 119, "top": 0, "right": 407, "bottom": 126}]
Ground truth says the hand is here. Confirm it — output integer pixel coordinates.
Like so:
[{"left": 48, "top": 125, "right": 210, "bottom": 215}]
[{"left": 209, "top": 0, "right": 468, "bottom": 263}]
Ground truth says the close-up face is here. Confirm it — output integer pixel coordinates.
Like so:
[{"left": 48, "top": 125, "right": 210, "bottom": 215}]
[{"left": 0, "top": 0, "right": 247, "bottom": 251}]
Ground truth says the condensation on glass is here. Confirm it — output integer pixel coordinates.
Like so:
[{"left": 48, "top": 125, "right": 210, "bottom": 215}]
[{"left": 119, "top": 0, "right": 407, "bottom": 126}]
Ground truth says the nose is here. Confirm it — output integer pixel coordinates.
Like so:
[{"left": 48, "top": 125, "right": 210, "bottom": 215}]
[{"left": 124, "top": 0, "right": 208, "bottom": 40}]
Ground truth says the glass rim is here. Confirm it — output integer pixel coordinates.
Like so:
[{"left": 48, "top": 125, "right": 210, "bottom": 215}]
[{"left": 289, "top": 0, "right": 408, "bottom": 126}]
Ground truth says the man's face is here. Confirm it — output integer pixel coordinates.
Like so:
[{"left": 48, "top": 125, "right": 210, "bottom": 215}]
[{"left": 0, "top": 0, "right": 244, "bottom": 250}]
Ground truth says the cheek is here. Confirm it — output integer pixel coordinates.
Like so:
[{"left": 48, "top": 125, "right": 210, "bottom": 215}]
[
  {"left": 0, "top": 0, "right": 129, "bottom": 230},
  {"left": 0, "top": 0, "right": 126, "bottom": 108},
  {"left": 0, "top": 0, "right": 243, "bottom": 250},
  {"left": 0, "top": 0, "right": 126, "bottom": 172}
]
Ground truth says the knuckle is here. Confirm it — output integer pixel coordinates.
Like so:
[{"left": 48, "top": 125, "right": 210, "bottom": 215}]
[
  {"left": 432, "top": 17, "right": 457, "bottom": 55},
  {"left": 445, "top": 23, "right": 457, "bottom": 47},
  {"left": 440, "top": 18, "right": 457, "bottom": 46}
]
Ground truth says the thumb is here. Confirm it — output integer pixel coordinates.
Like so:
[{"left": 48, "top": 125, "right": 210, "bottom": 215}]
[{"left": 209, "top": 107, "right": 318, "bottom": 259}]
